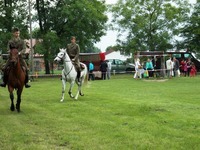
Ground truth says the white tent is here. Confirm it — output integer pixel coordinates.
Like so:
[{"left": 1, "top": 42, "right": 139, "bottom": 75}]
[{"left": 105, "top": 51, "right": 131, "bottom": 61}]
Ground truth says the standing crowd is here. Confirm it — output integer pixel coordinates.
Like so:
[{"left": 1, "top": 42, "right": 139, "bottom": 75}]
[
  {"left": 134, "top": 57, "right": 197, "bottom": 79},
  {"left": 87, "top": 59, "right": 112, "bottom": 81},
  {"left": 99, "top": 60, "right": 112, "bottom": 80}
]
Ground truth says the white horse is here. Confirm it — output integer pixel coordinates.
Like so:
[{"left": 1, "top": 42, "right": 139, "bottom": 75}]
[{"left": 54, "top": 48, "right": 88, "bottom": 101}]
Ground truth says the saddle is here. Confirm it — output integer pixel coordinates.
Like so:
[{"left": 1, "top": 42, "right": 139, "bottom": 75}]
[
  {"left": 80, "top": 63, "right": 85, "bottom": 70},
  {"left": 72, "top": 62, "right": 85, "bottom": 72}
]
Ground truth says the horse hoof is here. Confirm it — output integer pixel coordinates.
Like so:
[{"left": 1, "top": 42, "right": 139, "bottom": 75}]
[
  {"left": 80, "top": 93, "right": 84, "bottom": 96},
  {"left": 60, "top": 100, "right": 64, "bottom": 102},
  {"left": 10, "top": 106, "right": 15, "bottom": 111},
  {"left": 70, "top": 95, "right": 74, "bottom": 98}
]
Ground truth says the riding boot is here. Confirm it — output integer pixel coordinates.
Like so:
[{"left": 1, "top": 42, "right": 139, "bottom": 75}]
[
  {"left": 25, "top": 71, "right": 31, "bottom": 88},
  {"left": 77, "top": 70, "right": 81, "bottom": 83},
  {"left": 0, "top": 72, "right": 7, "bottom": 87}
]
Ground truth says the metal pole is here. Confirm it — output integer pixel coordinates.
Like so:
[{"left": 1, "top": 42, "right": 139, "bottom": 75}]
[{"left": 28, "top": 0, "right": 34, "bottom": 74}]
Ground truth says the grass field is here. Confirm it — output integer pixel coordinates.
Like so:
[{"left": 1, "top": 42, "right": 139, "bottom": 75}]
[{"left": 0, "top": 74, "right": 199, "bottom": 150}]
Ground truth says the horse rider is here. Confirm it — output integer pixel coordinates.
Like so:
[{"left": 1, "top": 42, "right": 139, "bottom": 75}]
[
  {"left": 66, "top": 36, "right": 81, "bottom": 83},
  {"left": 0, "top": 27, "right": 31, "bottom": 88}
]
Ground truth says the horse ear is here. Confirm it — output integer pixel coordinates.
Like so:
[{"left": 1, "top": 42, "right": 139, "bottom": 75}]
[{"left": 60, "top": 48, "right": 66, "bottom": 52}]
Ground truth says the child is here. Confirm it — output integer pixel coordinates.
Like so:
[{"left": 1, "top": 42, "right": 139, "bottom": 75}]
[{"left": 190, "top": 63, "right": 197, "bottom": 77}]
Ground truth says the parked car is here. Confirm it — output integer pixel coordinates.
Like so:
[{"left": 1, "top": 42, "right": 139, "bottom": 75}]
[{"left": 106, "top": 59, "right": 135, "bottom": 73}]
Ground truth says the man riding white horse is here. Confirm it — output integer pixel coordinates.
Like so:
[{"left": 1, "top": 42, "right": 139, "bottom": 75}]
[
  {"left": 54, "top": 48, "right": 87, "bottom": 101},
  {"left": 66, "top": 36, "right": 81, "bottom": 83}
]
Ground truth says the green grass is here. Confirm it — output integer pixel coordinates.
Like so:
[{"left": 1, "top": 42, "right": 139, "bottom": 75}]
[{"left": 0, "top": 75, "right": 199, "bottom": 150}]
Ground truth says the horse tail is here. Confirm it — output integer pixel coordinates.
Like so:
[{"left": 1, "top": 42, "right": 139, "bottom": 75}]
[{"left": 84, "top": 68, "right": 89, "bottom": 85}]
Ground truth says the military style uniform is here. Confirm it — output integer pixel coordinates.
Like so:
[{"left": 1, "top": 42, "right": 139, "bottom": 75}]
[
  {"left": 66, "top": 43, "right": 81, "bottom": 81},
  {"left": 7, "top": 37, "right": 28, "bottom": 68},
  {"left": 67, "top": 43, "right": 80, "bottom": 69}
]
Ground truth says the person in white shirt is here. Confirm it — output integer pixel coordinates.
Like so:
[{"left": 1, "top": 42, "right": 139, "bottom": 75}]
[
  {"left": 106, "top": 60, "right": 112, "bottom": 79},
  {"left": 166, "top": 57, "right": 173, "bottom": 78},
  {"left": 134, "top": 58, "right": 143, "bottom": 79}
]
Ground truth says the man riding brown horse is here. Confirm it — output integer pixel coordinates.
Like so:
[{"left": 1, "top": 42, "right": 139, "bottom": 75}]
[{"left": 0, "top": 27, "right": 31, "bottom": 88}]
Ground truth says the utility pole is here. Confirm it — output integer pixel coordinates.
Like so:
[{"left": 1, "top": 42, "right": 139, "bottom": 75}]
[{"left": 28, "top": 0, "right": 34, "bottom": 74}]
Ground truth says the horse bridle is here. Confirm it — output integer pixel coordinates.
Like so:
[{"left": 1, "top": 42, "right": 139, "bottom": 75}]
[
  {"left": 58, "top": 52, "right": 74, "bottom": 76},
  {"left": 57, "top": 52, "right": 71, "bottom": 62}
]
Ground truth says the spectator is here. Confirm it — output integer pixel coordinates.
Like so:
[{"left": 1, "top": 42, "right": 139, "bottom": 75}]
[
  {"left": 190, "top": 63, "right": 197, "bottom": 77},
  {"left": 166, "top": 57, "right": 173, "bottom": 78},
  {"left": 183, "top": 60, "right": 188, "bottom": 77},
  {"left": 173, "top": 57, "right": 180, "bottom": 77},
  {"left": 107, "top": 60, "right": 112, "bottom": 79},
  {"left": 100, "top": 60, "right": 108, "bottom": 80},
  {"left": 88, "top": 61, "right": 94, "bottom": 81},
  {"left": 187, "top": 58, "right": 192, "bottom": 76},
  {"left": 180, "top": 59, "right": 185, "bottom": 76},
  {"left": 134, "top": 58, "right": 143, "bottom": 79},
  {"left": 145, "top": 58, "right": 154, "bottom": 77}
]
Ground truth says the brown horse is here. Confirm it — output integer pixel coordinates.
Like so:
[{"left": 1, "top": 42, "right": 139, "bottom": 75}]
[{"left": 7, "top": 48, "right": 26, "bottom": 112}]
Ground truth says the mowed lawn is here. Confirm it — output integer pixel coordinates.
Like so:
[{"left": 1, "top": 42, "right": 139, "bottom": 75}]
[{"left": 0, "top": 74, "right": 199, "bottom": 150}]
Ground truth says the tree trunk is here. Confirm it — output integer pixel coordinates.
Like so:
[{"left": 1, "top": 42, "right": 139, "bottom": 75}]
[{"left": 44, "top": 59, "right": 50, "bottom": 74}]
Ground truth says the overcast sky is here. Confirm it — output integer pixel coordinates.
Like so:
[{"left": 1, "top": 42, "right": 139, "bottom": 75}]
[{"left": 95, "top": 0, "right": 197, "bottom": 52}]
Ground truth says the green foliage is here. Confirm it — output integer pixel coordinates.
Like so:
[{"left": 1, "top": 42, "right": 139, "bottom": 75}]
[
  {"left": 34, "top": 0, "right": 108, "bottom": 52},
  {"left": 34, "top": 31, "right": 61, "bottom": 74},
  {"left": 0, "top": 75, "right": 199, "bottom": 149},
  {"left": 180, "top": 1, "right": 200, "bottom": 52},
  {"left": 32, "top": 0, "right": 108, "bottom": 72},
  {"left": 111, "top": 0, "right": 191, "bottom": 53},
  {"left": 0, "top": 0, "right": 107, "bottom": 72},
  {"left": 35, "top": 31, "right": 60, "bottom": 58},
  {"left": 0, "top": 0, "right": 29, "bottom": 53}
]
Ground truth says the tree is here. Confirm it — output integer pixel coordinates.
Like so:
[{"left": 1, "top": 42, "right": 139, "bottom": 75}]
[
  {"left": 110, "top": 0, "right": 191, "bottom": 54},
  {"left": 34, "top": 31, "right": 61, "bottom": 74},
  {"left": 33, "top": 0, "right": 108, "bottom": 73},
  {"left": 180, "top": 0, "right": 200, "bottom": 53},
  {"left": 0, "top": 0, "right": 29, "bottom": 53},
  {"left": 34, "top": 0, "right": 107, "bottom": 50}
]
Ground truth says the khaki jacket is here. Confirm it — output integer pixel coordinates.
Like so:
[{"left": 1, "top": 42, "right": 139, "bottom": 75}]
[
  {"left": 66, "top": 43, "right": 80, "bottom": 70},
  {"left": 7, "top": 37, "right": 26, "bottom": 54}
]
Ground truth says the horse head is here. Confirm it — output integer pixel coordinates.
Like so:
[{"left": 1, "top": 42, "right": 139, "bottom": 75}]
[
  {"left": 54, "top": 48, "right": 70, "bottom": 63},
  {"left": 9, "top": 48, "right": 19, "bottom": 66}
]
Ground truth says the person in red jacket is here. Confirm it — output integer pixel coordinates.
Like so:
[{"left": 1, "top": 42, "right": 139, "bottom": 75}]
[{"left": 190, "top": 63, "right": 197, "bottom": 77}]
